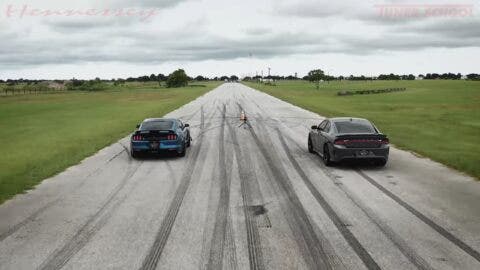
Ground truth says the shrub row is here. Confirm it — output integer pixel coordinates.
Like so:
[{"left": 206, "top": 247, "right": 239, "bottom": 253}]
[
  {"left": 1, "top": 83, "right": 54, "bottom": 96},
  {"left": 337, "top": 88, "right": 406, "bottom": 96}
]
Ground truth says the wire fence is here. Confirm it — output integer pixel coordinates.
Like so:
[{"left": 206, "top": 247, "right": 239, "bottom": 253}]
[{"left": 0, "top": 85, "right": 66, "bottom": 97}]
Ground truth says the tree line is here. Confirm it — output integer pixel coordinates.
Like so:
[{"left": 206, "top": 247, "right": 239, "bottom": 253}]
[
  {"left": 0, "top": 69, "right": 243, "bottom": 91},
  {"left": 2, "top": 70, "right": 479, "bottom": 88},
  {"left": 244, "top": 71, "right": 480, "bottom": 82},
  {"left": 110, "top": 73, "right": 238, "bottom": 84},
  {"left": 336, "top": 73, "right": 479, "bottom": 81}
]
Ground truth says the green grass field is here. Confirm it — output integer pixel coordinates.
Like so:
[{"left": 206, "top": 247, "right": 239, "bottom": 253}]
[
  {"left": 0, "top": 81, "right": 221, "bottom": 204},
  {"left": 243, "top": 80, "right": 480, "bottom": 179}
]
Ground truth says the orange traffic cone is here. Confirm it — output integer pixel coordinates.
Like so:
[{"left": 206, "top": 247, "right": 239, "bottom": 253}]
[{"left": 240, "top": 111, "right": 247, "bottom": 122}]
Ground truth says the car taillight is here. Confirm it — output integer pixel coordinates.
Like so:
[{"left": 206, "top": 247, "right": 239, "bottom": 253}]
[
  {"left": 167, "top": 134, "right": 177, "bottom": 140},
  {"left": 380, "top": 138, "right": 389, "bottom": 144},
  {"left": 132, "top": 135, "right": 143, "bottom": 141},
  {"left": 334, "top": 139, "right": 347, "bottom": 145}
]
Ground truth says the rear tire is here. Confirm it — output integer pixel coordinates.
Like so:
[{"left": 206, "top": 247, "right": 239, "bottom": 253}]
[
  {"left": 376, "top": 159, "right": 387, "bottom": 167},
  {"left": 178, "top": 143, "right": 186, "bottom": 157},
  {"left": 131, "top": 149, "right": 139, "bottom": 159},
  {"left": 323, "top": 145, "right": 333, "bottom": 166},
  {"left": 308, "top": 137, "right": 315, "bottom": 153},
  {"left": 186, "top": 133, "right": 191, "bottom": 148}
]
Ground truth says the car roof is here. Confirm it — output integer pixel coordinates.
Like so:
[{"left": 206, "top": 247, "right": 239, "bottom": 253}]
[
  {"left": 329, "top": 117, "right": 370, "bottom": 123},
  {"left": 142, "top": 118, "right": 177, "bottom": 122}
]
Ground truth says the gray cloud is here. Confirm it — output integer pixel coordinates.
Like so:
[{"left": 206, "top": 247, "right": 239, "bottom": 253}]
[
  {"left": 0, "top": 27, "right": 329, "bottom": 66},
  {"left": 109, "top": 0, "right": 192, "bottom": 8},
  {"left": 398, "top": 18, "right": 480, "bottom": 38},
  {"left": 336, "top": 33, "right": 480, "bottom": 54},
  {"left": 276, "top": 2, "right": 345, "bottom": 18},
  {"left": 45, "top": 18, "right": 129, "bottom": 32},
  {"left": 275, "top": 0, "right": 479, "bottom": 26},
  {"left": 274, "top": 0, "right": 376, "bottom": 20},
  {"left": 1, "top": 0, "right": 479, "bottom": 77},
  {"left": 3, "top": 23, "right": 479, "bottom": 68},
  {"left": 244, "top": 27, "right": 273, "bottom": 36}
]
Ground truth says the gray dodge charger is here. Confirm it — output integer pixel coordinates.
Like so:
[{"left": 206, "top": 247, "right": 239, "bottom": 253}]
[{"left": 308, "top": 117, "right": 390, "bottom": 166}]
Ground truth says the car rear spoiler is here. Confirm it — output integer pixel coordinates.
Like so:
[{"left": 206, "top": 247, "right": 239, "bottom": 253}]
[
  {"left": 134, "top": 129, "right": 175, "bottom": 135},
  {"left": 336, "top": 133, "right": 387, "bottom": 140}
]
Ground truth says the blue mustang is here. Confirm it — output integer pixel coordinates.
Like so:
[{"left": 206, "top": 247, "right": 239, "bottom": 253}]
[{"left": 130, "top": 118, "right": 191, "bottom": 158}]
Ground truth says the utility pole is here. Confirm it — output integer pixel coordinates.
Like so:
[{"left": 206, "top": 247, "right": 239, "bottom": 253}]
[{"left": 268, "top": 67, "right": 271, "bottom": 77}]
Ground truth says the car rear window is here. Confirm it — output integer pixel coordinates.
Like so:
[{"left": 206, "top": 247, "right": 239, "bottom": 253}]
[
  {"left": 140, "top": 121, "right": 174, "bottom": 130},
  {"left": 334, "top": 121, "right": 375, "bottom": 134}
]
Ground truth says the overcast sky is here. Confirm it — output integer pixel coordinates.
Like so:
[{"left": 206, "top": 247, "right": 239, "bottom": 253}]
[{"left": 0, "top": 0, "right": 479, "bottom": 79}]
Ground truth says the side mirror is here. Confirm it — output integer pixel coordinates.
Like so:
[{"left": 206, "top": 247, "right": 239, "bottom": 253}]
[
  {"left": 311, "top": 125, "right": 318, "bottom": 130},
  {"left": 136, "top": 124, "right": 140, "bottom": 129},
  {"left": 184, "top": 123, "right": 189, "bottom": 128}
]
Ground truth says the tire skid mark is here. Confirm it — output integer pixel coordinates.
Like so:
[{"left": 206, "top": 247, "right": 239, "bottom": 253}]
[
  {"left": 0, "top": 147, "right": 127, "bottom": 243},
  {"left": 244, "top": 91, "right": 431, "bottom": 269},
  {"left": 261, "top": 96, "right": 466, "bottom": 269},
  {"left": 279, "top": 126, "right": 435, "bottom": 270},
  {"left": 356, "top": 169, "right": 480, "bottom": 263},
  {"left": 245, "top": 85, "right": 480, "bottom": 264},
  {"left": 199, "top": 161, "right": 220, "bottom": 270},
  {"left": 221, "top": 107, "right": 238, "bottom": 270},
  {"left": 223, "top": 103, "right": 238, "bottom": 269},
  {"left": 38, "top": 161, "right": 143, "bottom": 270},
  {"left": 206, "top": 104, "right": 228, "bottom": 268},
  {"left": 227, "top": 121, "right": 265, "bottom": 270},
  {"left": 224, "top": 209, "right": 239, "bottom": 270},
  {"left": 334, "top": 174, "right": 434, "bottom": 269},
  {"left": 237, "top": 104, "right": 336, "bottom": 270},
  {"left": 0, "top": 200, "right": 58, "bottom": 243},
  {"left": 140, "top": 106, "right": 212, "bottom": 270},
  {"left": 178, "top": 106, "right": 203, "bottom": 123},
  {"left": 201, "top": 105, "right": 205, "bottom": 129},
  {"left": 274, "top": 129, "right": 388, "bottom": 270},
  {"left": 116, "top": 142, "right": 131, "bottom": 157},
  {"left": 165, "top": 162, "right": 177, "bottom": 183},
  {"left": 197, "top": 122, "right": 230, "bottom": 137},
  {"left": 256, "top": 97, "right": 432, "bottom": 270},
  {"left": 207, "top": 104, "right": 237, "bottom": 270}
]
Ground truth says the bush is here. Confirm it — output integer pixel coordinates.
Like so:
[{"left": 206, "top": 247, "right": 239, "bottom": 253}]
[
  {"left": 337, "top": 88, "right": 406, "bottom": 96},
  {"left": 4, "top": 85, "right": 15, "bottom": 93},
  {"left": 166, "top": 69, "right": 189, "bottom": 88},
  {"left": 66, "top": 80, "right": 108, "bottom": 91},
  {"left": 79, "top": 81, "right": 108, "bottom": 91}
]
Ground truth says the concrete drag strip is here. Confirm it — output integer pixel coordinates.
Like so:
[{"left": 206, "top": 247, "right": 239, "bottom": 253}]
[{"left": 1, "top": 83, "right": 480, "bottom": 270}]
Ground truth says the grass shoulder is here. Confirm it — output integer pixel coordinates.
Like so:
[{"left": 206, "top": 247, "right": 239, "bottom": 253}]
[
  {"left": 0, "top": 81, "right": 222, "bottom": 204},
  {"left": 243, "top": 80, "right": 480, "bottom": 179}
]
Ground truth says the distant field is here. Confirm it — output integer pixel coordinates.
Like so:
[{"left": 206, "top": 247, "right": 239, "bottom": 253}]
[
  {"left": 244, "top": 80, "right": 480, "bottom": 179},
  {"left": 0, "top": 81, "right": 221, "bottom": 203}
]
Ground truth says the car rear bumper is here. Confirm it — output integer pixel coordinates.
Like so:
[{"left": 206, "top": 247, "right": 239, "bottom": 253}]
[
  {"left": 332, "top": 145, "right": 389, "bottom": 162},
  {"left": 131, "top": 140, "right": 182, "bottom": 152}
]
